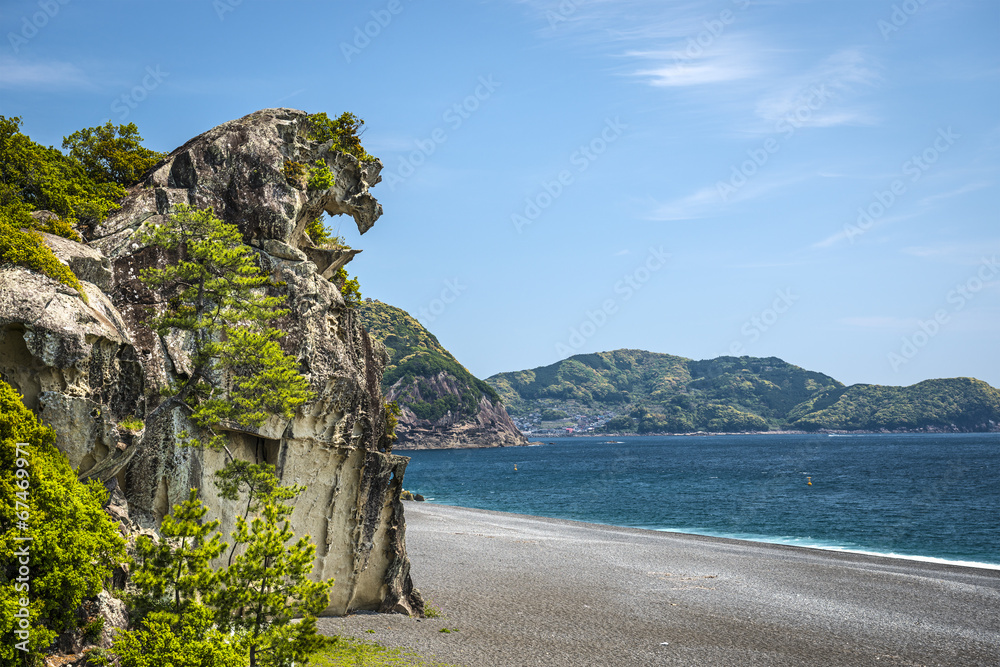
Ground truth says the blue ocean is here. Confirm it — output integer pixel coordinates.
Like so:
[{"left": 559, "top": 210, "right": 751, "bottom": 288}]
[{"left": 401, "top": 433, "right": 1000, "bottom": 568}]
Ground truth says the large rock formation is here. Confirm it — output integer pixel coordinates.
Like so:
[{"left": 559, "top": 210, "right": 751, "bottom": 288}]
[
  {"left": 0, "top": 109, "right": 421, "bottom": 615},
  {"left": 357, "top": 299, "right": 527, "bottom": 449}
]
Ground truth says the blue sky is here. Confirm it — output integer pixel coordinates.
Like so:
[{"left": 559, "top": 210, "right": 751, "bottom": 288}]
[{"left": 2, "top": 0, "right": 998, "bottom": 387}]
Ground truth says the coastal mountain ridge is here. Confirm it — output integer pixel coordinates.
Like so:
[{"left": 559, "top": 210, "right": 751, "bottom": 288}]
[
  {"left": 357, "top": 299, "right": 527, "bottom": 448},
  {"left": 487, "top": 349, "right": 1000, "bottom": 434}
]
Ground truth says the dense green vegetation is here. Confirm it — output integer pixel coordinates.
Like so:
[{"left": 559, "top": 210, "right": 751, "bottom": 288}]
[
  {"left": 358, "top": 300, "right": 499, "bottom": 423},
  {"left": 0, "top": 204, "right": 87, "bottom": 300},
  {"left": 0, "top": 380, "right": 127, "bottom": 664},
  {"left": 307, "top": 159, "right": 335, "bottom": 190},
  {"left": 0, "top": 116, "right": 162, "bottom": 298},
  {"left": 787, "top": 378, "right": 1000, "bottom": 431},
  {"left": 1, "top": 116, "right": 160, "bottom": 232},
  {"left": 105, "top": 470, "right": 331, "bottom": 667},
  {"left": 488, "top": 349, "right": 840, "bottom": 432},
  {"left": 61, "top": 121, "right": 163, "bottom": 189},
  {"left": 487, "top": 349, "right": 1000, "bottom": 433},
  {"left": 305, "top": 112, "right": 377, "bottom": 163}
]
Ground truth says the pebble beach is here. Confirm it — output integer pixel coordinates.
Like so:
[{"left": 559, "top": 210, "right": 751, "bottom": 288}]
[{"left": 320, "top": 503, "right": 1000, "bottom": 666}]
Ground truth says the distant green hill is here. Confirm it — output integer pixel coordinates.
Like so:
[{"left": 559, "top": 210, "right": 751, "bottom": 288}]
[
  {"left": 787, "top": 378, "right": 1000, "bottom": 431},
  {"left": 487, "top": 350, "right": 1000, "bottom": 434},
  {"left": 358, "top": 300, "right": 524, "bottom": 448}
]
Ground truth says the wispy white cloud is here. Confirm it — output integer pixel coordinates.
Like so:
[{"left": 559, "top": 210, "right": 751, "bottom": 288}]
[
  {"left": 917, "top": 181, "right": 991, "bottom": 207},
  {"left": 648, "top": 171, "right": 809, "bottom": 221},
  {"left": 630, "top": 43, "right": 761, "bottom": 87},
  {"left": 812, "top": 229, "right": 851, "bottom": 249},
  {"left": 839, "top": 316, "right": 916, "bottom": 329},
  {"left": 647, "top": 186, "right": 718, "bottom": 221},
  {"left": 811, "top": 213, "right": 917, "bottom": 249},
  {"left": 753, "top": 48, "right": 880, "bottom": 130},
  {"left": 0, "top": 57, "right": 90, "bottom": 89},
  {"left": 901, "top": 241, "right": 1000, "bottom": 264},
  {"left": 274, "top": 88, "right": 307, "bottom": 105}
]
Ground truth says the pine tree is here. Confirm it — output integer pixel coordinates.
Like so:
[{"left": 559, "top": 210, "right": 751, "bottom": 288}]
[
  {"left": 111, "top": 471, "right": 331, "bottom": 667},
  {"left": 213, "top": 460, "right": 302, "bottom": 567},
  {"left": 130, "top": 488, "right": 227, "bottom": 622},
  {"left": 211, "top": 479, "right": 332, "bottom": 667},
  {"left": 121, "top": 207, "right": 333, "bottom": 665},
  {"left": 138, "top": 204, "right": 313, "bottom": 453}
]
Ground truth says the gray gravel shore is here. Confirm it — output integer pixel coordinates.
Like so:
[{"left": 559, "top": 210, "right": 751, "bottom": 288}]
[{"left": 318, "top": 503, "right": 1000, "bottom": 666}]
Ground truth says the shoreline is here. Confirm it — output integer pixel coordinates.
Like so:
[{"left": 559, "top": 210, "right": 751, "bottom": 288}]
[
  {"left": 645, "top": 526, "right": 1000, "bottom": 571},
  {"left": 392, "top": 429, "right": 1000, "bottom": 451},
  {"left": 321, "top": 503, "right": 1000, "bottom": 666},
  {"left": 408, "top": 500, "right": 1000, "bottom": 571}
]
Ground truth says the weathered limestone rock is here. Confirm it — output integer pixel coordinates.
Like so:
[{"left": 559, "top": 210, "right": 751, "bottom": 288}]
[
  {"left": 89, "top": 108, "right": 382, "bottom": 258},
  {"left": 0, "top": 264, "right": 144, "bottom": 479},
  {"left": 1, "top": 109, "right": 420, "bottom": 616},
  {"left": 98, "top": 109, "right": 417, "bottom": 615},
  {"left": 39, "top": 229, "right": 114, "bottom": 292}
]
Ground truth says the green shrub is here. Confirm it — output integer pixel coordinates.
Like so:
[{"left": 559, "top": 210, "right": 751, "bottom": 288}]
[
  {"left": 333, "top": 266, "right": 361, "bottom": 308},
  {"left": 305, "top": 112, "right": 377, "bottom": 162},
  {"left": 117, "top": 416, "right": 144, "bottom": 432},
  {"left": 384, "top": 401, "right": 401, "bottom": 445},
  {"left": 0, "top": 380, "right": 127, "bottom": 663},
  {"left": 307, "top": 160, "right": 334, "bottom": 190},
  {"left": 0, "top": 204, "right": 87, "bottom": 301},
  {"left": 27, "top": 213, "right": 81, "bottom": 243},
  {"left": 305, "top": 218, "right": 346, "bottom": 248},
  {"left": 0, "top": 116, "right": 127, "bottom": 228},
  {"left": 422, "top": 602, "right": 443, "bottom": 619},
  {"left": 61, "top": 121, "right": 164, "bottom": 189}
]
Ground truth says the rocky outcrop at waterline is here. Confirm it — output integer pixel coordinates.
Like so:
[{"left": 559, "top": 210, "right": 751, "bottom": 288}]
[
  {"left": 0, "top": 109, "right": 421, "bottom": 616},
  {"left": 357, "top": 299, "right": 528, "bottom": 449}
]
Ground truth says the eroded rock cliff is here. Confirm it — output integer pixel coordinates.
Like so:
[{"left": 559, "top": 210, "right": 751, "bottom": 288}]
[{"left": 0, "top": 109, "right": 421, "bottom": 615}]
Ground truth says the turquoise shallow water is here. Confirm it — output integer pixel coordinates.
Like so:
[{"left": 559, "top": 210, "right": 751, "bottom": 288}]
[{"left": 402, "top": 433, "right": 1000, "bottom": 568}]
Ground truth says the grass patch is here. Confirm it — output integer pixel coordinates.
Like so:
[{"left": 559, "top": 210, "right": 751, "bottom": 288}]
[
  {"left": 422, "top": 603, "right": 443, "bottom": 619},
  {"left": 117, "top": 416, "right": 144, "bottom": 431},
  {"left": 309, "top": 636, "right": 453, "bottom": 667}
]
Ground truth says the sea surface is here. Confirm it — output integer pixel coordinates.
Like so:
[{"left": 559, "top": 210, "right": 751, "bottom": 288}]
[{"left": 402, "top": 433, "right": 1000, "bottom": 568}]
